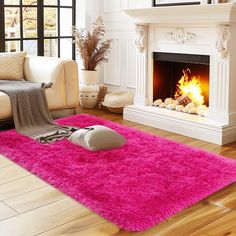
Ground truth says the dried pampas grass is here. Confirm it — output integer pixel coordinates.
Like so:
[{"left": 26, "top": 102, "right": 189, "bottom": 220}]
[{"left": 72, "top": 16, "right": 112, "bottom": 71}]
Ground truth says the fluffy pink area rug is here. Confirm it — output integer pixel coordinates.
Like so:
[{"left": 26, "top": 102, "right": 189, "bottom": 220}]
[{"left": 0, "top": 114, "right": 236, "bottom": 231}]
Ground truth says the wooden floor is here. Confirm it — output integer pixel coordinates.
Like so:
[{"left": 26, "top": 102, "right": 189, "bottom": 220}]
[{"left": 0, "top": 108, "right": 236, "bottom": 236}]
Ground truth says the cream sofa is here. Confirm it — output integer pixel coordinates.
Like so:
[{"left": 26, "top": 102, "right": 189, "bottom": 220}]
[{"left": 0, "top": 56, "right": 79, "bottom": 120}]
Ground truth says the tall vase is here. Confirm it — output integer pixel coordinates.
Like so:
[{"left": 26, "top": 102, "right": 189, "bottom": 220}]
[
  {"left": 79, "top": 70, "right": 98, "bottom": 85},
  {"left": 79, "top": 70, "right": 100, "bottom": 109}
]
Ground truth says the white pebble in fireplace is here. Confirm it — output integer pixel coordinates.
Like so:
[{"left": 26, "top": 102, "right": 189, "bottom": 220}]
[{"left": 123, "top": 3, "right": 236, "bottom": 145}]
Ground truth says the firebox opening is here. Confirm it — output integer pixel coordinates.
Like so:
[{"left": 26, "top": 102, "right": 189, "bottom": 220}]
[{"left": 153, "top": 52, "right": 210, "bottom": 110}]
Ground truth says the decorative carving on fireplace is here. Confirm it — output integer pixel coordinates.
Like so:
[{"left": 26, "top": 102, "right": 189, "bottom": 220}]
[
  {"left": 135, "top": 24, "right": 147, "bottom": 53},
  {"left": 216, "top": 24, "right": 230, "bottom": 59},
  {"left": 168, "top": 28, "right": 196, "bottom": 44}
]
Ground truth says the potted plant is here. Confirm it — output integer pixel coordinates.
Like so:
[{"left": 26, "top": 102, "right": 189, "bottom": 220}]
[
  {"left": 73, "top": 16, "right": 112, "bottom": 84},
  {"left": 72, "top": 16, "right": 112, "bottom": 108}
]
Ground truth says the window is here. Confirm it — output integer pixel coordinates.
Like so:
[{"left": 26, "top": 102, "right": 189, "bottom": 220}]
[{"left": 0, "top": 0, "right": 76, "bottom": 60}]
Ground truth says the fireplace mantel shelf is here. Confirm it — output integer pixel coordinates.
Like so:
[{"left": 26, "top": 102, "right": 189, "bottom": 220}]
[{"left": 124, "top": 3, "right": 236, "bottom": 24}]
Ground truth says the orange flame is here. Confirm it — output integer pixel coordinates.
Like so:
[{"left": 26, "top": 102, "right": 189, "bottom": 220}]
[{"left": 175, "top": 69, "right": 204, "bottom": 106}]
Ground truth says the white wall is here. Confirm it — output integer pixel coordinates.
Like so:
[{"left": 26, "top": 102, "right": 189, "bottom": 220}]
[
  {"left": 76, "top": 0, "right": 103, "bottom": 81},
  {"left": 76, "top": 0, "right": 103, "bottom": 28},
  {"left": 76, "top": 0, "right": 152, "bottom": 92},
  {"left": 101, "top": 0, "right": 152, "bottom": 92}
]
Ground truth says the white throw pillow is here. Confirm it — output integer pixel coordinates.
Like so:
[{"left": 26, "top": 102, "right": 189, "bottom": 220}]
[
  {"left": 69, "top": 125, "right": 126, "bottom": 151},
  {"left": 0, "top": 52, "right": 27, "bottom": 81}
]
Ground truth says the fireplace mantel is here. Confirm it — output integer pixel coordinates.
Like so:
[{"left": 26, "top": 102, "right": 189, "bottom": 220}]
[
  {"left": 124, "top": 3, "right": 236, "bottom": 24},
  {"left": 123, "top": 3, "right": 236, "bottom": 145}
]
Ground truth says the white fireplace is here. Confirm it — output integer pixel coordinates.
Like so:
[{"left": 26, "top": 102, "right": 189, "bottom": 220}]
[{"left": 123, "top": 3, "right": 236, "bottom": 145}]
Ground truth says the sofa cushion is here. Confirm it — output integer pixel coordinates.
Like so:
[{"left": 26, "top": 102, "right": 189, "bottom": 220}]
[
  {"left": 0, "top": 92, "right": 12, "bottom": 119},
  {"left": 0, "top": 52, "right": 26, "bottom": 81}
]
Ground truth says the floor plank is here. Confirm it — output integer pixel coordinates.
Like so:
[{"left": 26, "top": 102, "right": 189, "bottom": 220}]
[
  {"left": 0, "top": 175, "right": 47, "bottom": 201},
  {"left": 0, "top": 201, "right": 18, "bottom": 221},
  {"left": 0, "top": 155, "right": 13, "bottom": 169},
  {"left": 4, "top": 186, "right": 65, "bottom": 213},
  {"left": 207, "top": 183, "right": 236, "bottom": 210},
  {"left": 190, "top": 210, "right": 236, "bottom": 236},
  {"left": 120, "top": 201, "right": 229, "bottom": 236},
  {"left": 39, "top": 222, "right": 121, "bottom": 236},
  {"left": 0, "top": 165, "right": 29, "bottom": 185},
  {"left": 37, "top": 214, "right": 116, "bottom": 236},
  {"left": 0, "top": 198, "right": 91, "bottom": 236}
]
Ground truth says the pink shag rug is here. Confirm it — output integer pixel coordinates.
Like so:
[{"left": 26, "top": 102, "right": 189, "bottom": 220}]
[{"left": 0, "top": 114, "right": 236, "bottom": 232}]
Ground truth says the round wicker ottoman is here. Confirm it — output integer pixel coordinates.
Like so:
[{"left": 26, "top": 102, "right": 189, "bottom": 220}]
[{"left": 102, "top": 91, "right": 134, "bottom": 114}]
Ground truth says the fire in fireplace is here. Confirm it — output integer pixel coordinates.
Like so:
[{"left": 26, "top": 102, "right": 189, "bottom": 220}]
[{"left": 153, "top": 52, "right": 210, "bottom": 117}]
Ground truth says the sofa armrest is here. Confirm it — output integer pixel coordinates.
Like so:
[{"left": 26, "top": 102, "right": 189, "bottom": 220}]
[
  {"left": 63, "top": 60, "right": 79, "bottom": 107},
  {"left": 24, "top": 56, "right": 79, "bottom": 108}
]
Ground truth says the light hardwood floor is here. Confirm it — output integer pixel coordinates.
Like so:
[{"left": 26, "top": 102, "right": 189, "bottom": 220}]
[{"left": 0, "top": 108, "right": 236, "bottom": 236}]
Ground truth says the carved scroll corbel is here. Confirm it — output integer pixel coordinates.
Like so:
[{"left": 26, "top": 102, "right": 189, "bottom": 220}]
[
  {"left": 135, "top": 24, "right": 147, "bottom": 53},
  {"left": 216, "top": 24, "right": 230, "bottom": 59}
]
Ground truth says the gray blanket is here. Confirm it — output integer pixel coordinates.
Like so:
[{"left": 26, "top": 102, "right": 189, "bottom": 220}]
[{"left": 0, "top": 80, "right": 75, "bottom": 143}]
